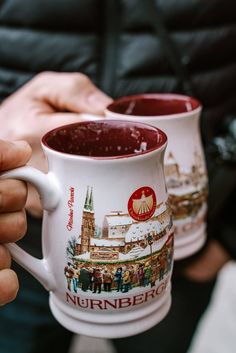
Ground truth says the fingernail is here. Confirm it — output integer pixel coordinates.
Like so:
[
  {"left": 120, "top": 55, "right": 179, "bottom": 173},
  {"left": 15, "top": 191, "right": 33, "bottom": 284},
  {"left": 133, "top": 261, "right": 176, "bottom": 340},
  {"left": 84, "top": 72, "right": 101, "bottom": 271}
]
[{"left": 87, "top": 92, "right": 113, "bottom": 111}]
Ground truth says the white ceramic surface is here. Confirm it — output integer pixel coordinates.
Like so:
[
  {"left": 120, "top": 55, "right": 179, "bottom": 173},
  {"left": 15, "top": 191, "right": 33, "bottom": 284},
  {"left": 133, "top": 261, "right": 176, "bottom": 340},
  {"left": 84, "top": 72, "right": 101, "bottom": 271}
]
[
  {"left": 0, "top": 120, "right": 174, "bottom": 338},
  {"left": 106, "top": 94, "right": 208, "bottom": 260}
]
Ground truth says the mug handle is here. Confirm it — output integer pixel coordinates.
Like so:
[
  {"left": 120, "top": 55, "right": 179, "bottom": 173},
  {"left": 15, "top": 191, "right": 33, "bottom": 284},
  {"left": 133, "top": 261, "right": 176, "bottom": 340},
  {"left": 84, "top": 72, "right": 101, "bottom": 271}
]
[{"left": 0, "top": 166, "right": 61, "bottom": 291}]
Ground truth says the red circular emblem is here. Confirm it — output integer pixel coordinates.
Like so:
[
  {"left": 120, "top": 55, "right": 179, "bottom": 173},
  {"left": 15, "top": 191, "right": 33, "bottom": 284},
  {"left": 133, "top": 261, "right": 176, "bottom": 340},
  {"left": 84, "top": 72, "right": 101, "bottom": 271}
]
[{"left": 128, "top": 186, "right": 157, "bottom": 221}]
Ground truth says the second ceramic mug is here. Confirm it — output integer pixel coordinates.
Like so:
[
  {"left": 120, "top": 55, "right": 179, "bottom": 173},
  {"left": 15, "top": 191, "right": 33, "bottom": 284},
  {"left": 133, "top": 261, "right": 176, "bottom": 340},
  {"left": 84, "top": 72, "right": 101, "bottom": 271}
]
[
  {"left": 1, "top": 120, "right": 174, "bottom": 338},
  {"left": 106, "top": 94, "right": 208, "bottom": 260}
]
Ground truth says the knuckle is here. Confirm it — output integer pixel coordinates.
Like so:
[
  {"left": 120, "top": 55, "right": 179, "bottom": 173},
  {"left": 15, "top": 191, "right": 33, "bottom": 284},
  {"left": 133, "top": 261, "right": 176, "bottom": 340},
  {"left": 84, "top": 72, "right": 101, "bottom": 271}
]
[
  {"left": 32, "top": 71, "right": 56, "bottom": 85},
  {"left": 31, "top": 71, "right": 92, "bottom": 91},
  {"left": 74, "top": 72, "right": 90, "bottom": 85}
]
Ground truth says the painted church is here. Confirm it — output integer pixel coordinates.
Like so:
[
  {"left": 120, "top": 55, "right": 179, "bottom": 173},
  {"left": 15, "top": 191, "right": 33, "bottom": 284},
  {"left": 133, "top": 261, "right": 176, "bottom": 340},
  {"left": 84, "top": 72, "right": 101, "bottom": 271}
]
[{"left": 75, "top": 186, "right": 172, "bottom": 261}]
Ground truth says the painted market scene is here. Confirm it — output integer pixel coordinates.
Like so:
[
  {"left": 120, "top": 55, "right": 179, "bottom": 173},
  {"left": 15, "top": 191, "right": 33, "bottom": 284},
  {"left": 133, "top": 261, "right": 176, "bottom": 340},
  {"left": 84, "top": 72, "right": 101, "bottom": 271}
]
[
  {"left": 64, "top": 186, "right": 174, "bottom": 294},
  {"left": 164, "top": 150, "right": 208, "bottom": 221}
]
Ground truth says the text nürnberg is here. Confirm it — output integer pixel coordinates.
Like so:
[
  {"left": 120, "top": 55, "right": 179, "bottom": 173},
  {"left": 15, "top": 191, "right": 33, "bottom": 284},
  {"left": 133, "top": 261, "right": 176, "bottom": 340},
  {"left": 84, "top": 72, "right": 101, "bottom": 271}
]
[{"left": 66, "top": 277, "right": 169, "bottom": 310}]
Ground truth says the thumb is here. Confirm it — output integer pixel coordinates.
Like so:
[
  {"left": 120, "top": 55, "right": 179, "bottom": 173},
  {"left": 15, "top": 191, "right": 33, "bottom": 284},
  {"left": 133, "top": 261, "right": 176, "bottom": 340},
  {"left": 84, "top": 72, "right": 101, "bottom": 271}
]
[
  {"left": 30, "top": 72, "right": 113, "bottom": 115},
  {"left": 0, "top": 140, "right": 32, "bottom": 171}
]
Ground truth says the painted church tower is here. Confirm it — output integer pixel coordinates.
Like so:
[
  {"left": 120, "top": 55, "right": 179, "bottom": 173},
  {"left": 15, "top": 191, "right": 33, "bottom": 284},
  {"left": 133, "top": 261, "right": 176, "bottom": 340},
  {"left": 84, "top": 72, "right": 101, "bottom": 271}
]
[
  {"left": 80, "top": 186, "right": 95, "bottom": 254},
  {"left": 164, "top": 152, "right": 180, "bottom": 179}
]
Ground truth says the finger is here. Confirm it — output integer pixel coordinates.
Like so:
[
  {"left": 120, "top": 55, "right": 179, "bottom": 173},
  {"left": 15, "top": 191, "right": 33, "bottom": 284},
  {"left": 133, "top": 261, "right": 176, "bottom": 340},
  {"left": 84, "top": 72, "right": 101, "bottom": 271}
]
[
  {"left": 30, "top": 72, "right": 113, "bottom": 115},
  {"left": 36, "top": 112, "right": 103, "bottom": 135},
  {"left": 0, "top": 245, "right": 11, "bottom": 269},
  {"left": 0, "top": 210, "right": 27, "bottom": 243},
  {"left": 0, "top": 140, "right": 32, "bottom": 171},
  {"left": 0, "top": 269, "right": 19, "bottom": 305},
  {"left": 0, "top": 179, "right": 28, "bottom": 212}
]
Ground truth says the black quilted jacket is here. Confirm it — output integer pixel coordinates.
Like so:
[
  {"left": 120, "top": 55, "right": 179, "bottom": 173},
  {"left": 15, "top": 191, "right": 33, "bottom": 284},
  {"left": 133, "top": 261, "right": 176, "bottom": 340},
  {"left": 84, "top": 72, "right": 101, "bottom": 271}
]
[{"left": 0, "top": 0, "right": 236, "bottom": 258}]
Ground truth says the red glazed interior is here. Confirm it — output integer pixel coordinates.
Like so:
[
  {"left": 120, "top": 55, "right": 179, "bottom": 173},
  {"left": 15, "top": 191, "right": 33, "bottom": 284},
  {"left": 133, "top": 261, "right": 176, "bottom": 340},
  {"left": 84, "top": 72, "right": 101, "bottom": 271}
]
[
  {"left": 107, "top": 94, "right": 201, "bottom": 117},
  {"left": 42, "top": 120, "right": 167, "bottom": 158}
]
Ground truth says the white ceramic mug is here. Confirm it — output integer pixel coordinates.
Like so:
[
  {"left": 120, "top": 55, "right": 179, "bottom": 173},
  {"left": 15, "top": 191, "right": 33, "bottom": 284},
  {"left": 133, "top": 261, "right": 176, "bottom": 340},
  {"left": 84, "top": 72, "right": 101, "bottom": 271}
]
[
  {"left": 106, "top": 94, "right": 208, "bottom": 260},
  {"left": 1, "top": 120, "right": 174, "bottom": 338}
]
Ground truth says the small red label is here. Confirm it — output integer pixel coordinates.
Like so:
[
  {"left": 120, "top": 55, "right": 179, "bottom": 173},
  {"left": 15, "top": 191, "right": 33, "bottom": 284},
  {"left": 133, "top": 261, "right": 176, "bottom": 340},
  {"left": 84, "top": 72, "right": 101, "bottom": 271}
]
[{"left": 128, "top": 186, "right": 157, "bottom": 221}]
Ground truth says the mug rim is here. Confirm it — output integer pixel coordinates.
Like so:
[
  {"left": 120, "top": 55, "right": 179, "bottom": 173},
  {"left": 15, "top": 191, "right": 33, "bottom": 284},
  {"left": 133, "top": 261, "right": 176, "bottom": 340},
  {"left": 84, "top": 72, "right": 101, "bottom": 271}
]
[
  {"left": 106, "top": 93, "right": 202, "bottom": 120},
  {"left": 42, "top": 119, "right": 167, "bottom": 160}
]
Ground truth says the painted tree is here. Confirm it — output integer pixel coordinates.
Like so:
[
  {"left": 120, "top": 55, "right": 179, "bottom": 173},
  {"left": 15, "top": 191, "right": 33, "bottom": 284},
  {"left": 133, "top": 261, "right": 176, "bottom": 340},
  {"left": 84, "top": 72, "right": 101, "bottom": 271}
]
[{"left": 66, "top": 236, "right": 77, "bottom": 260}]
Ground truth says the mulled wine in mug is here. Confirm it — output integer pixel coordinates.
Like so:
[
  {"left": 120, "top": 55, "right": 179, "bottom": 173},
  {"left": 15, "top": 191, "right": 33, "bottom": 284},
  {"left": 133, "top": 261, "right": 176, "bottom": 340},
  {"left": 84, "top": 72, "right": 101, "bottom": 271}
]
[
  {"left": 106, "top": 94, "right": 208, "bottom": 260},
  {"left": 1, "top": 120, "right": 174, "bottom": 338}
]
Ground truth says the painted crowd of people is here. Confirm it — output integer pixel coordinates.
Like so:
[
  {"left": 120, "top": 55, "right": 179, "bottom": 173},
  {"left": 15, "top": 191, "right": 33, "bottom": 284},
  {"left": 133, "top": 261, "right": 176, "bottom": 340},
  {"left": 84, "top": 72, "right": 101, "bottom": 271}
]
[{"left": 64, "top": 251, "right": 173, "bottom": 295}]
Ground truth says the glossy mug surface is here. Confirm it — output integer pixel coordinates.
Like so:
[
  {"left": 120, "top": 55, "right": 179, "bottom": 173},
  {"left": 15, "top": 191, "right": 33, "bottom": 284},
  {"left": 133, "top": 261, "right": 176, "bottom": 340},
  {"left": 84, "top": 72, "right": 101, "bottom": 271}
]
[
  {"left": 1, "top": 120, "right": 174, "bottom": 338},
  {"left": 106, "top": 94, "right": 208, "bottom": 260}
]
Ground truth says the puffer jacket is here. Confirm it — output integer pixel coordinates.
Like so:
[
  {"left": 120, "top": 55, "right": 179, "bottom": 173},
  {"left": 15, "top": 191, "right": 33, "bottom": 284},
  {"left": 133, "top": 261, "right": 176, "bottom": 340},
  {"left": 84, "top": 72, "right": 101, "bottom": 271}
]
[{"left": 0, "top": 0, "right": 236, "bottom": 257}]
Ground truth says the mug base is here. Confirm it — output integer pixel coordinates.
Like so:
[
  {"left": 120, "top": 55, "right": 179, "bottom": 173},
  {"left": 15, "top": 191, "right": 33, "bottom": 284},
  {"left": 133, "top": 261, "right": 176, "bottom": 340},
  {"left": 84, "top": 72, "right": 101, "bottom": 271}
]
[
  {"left": 174, "top": 224, "right": 206, "bottom": 260},
  {"left": 49, "top": 286, "right": 171, "bottom": 338}
]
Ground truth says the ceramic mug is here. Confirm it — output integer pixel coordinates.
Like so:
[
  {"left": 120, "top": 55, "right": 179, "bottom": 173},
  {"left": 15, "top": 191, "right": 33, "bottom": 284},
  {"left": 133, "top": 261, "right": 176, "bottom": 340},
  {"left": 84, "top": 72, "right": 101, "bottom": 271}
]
[
  {"left": 106, "top": 94, "right": 208, "bottom": 260},
  {"left": 1, "top": 120, "right": 174, "bottom": 338}
]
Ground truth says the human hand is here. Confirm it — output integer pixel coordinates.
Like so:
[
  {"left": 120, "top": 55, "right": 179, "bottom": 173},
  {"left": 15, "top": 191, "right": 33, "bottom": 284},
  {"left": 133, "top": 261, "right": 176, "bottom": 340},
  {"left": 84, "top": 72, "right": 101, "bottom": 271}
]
[
  {"left": 0, "top": 72, "right": 112, "bottom": 216},
  {"left": 0, "top": 139, "right": 31, "bottom": 305},
  {"left": 183, "top": 240, "right": 231, "bottom": 282}
]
